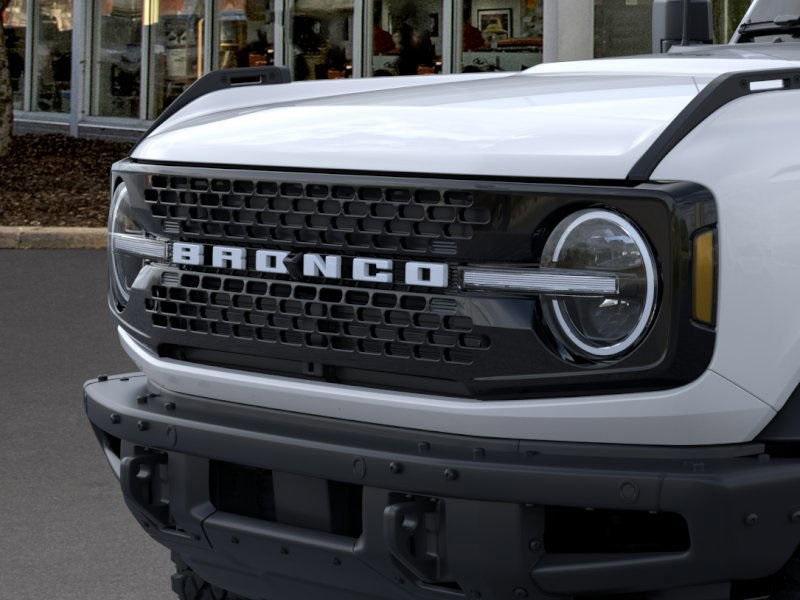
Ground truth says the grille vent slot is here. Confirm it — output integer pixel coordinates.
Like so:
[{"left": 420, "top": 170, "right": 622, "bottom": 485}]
[
  {"left": 144, "top": 177, "right": 493, "bottom": 256},
  {"left": 146, "top": 271, "right": 492, "bottom": 365}
]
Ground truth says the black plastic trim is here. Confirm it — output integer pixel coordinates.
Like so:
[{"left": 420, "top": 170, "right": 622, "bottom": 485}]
[
  {"left": 86, "top": 374, "right": 800, "bottom": 600},
  {"left": 628, "top": 67, "right": 800, "bottom": 182},
  {"left": 758, "top": 383, "right": 800, "bottom": 446},
  {"left": 134, "top": 66, "right": 291, "bottom": 150}
]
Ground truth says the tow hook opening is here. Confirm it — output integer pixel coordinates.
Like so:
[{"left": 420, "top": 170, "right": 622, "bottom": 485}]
[
  {"left": 121, "top": 450, "right": 171, "bottom": 530},
  {"left": 383, "top": 495, "right": 453, "bottom": 587}
]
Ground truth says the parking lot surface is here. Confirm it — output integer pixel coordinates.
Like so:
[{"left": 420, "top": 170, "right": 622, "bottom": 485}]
[{"left": 0, "top": 250, "right": 173, "bottom": 600}]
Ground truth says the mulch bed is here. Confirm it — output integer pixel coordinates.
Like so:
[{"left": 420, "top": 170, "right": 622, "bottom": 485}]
[{"left": 0, "top": 134, "right": 133, "bottom": 227}]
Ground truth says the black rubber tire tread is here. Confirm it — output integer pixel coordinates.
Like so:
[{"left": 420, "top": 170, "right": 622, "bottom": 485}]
[
  {"left": 172, "top": 554, "right": 250, "bottom": 600},
  {"left": 771, "top": 557, "right": 800, "bottom": 600}
]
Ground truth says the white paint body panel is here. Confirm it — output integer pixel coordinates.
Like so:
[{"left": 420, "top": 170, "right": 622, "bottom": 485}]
[
  {"left": 134, "top": 57, "right": 800, "bottom": 180},
  {"left": 121, "top": 328, "right": 773, "bottom": 446},
  {"left": 653, "top": 88, "right": 800, "bottom": 414},
  {"left": 135, "top": 72, "right": 702, "bottom": 180}
]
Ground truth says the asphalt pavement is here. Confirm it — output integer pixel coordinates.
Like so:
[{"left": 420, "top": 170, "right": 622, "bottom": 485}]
[{"left": 0, "top": 250, "right": 173, "bottom": 600}]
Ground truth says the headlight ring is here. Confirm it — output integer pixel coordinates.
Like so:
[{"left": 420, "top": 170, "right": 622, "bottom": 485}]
[
  {"left": 109, "top": 182, "right": 167, "bottom": 306},
  {"left": 540, "top": 209, "right": 658, "bottom": 360}
]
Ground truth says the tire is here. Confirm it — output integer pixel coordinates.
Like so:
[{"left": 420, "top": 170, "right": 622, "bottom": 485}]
[
  {"left": 171, "top": 555, "right": 250, "bottom": 600},
  {"left": 769, "top": 557, "right": 800, "bottom": 600}
]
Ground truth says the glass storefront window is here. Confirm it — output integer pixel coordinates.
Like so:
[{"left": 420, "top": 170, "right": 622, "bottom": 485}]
[
  {"left": 371, "top": 0, "right": 444, "bottom": 76},
  {"left": 32, "top": 0, "right": 72, "bottom": 113},
  {"left": 91, "top": 0, "right": 143, "bottom": 118},
  {"left": 2, "top": 0, "right": 26, "bottom": 110},
  {"left": 594, "top": 0, "right": 653, "bottom": 59},
  {"left": 147, "top": 0, "right": 205, "bottom": 119},
  {"left": 288, "top": 0, "right": 354, "bottom": 81},
  {"left": 215, "top": 0, "right": 275, "bottom": 69},
  {"left": 459, "top": 0, "right": 543, "bottom": 73}
]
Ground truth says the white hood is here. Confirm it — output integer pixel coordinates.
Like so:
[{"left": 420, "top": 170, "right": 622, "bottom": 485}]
[{"left": 133, "top": 55, "right": 800, "bottom": 180}]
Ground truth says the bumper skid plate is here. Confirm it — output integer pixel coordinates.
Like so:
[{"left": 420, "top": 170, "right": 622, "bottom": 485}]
[{"left": 85, "top": 375, "right": 800, "bottom": 600}]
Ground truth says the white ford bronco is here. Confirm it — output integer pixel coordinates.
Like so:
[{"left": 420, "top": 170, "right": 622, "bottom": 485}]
[{"left": 85, "top": 0, "right": 800, "bottom": 598}]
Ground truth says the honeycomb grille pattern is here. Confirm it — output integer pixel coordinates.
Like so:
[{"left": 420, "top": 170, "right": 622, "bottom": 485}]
[
  {"left": 144, "top": 175, "right": 492, "bottom": 255},
  {"left": 146, "top": 271, "right": 492, "bottom": 364}
]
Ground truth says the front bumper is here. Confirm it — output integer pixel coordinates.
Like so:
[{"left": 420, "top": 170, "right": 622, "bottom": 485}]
[
  {"left": 86, "top": 374, "right": 800, "bottom": 600},
  {"left": 119, "top": 327, "right": 773, "bottom": 446}
]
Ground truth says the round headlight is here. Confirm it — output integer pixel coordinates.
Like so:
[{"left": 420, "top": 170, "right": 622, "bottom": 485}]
[
  {"left": 540, "top": 209, "right": 657, "bottom": 359},
  {"left": 109, "top": 183, "right": 166, "bottom": 305}
]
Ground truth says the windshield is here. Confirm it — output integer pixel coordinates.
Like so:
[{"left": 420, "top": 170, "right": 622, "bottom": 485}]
[
  {"left": 747, "top": 0, "right": 800, "bottom": 24},
  {"left": 737, "top": 0, "right": 800, "bottom": 42}
]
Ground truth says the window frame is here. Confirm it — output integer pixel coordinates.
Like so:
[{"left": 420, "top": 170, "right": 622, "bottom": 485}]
[
  {"left": 22, "top": 0, "right": 34, "bottom": 112},
  {"left": 282, "top": 0, "right": 361, "bottom": 81},
  {"left": 87, "top": 0, "right": 146, "bottom": 120},
  {"left": 363, "top": 0, "right": 453, "bottom": 79},
  {"left": 29, "top": 0, "right": 75, "bottom": 114}
]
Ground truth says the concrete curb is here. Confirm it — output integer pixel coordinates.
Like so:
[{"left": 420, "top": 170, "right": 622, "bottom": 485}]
[{"left": 0, "top": 227, "right": 107, "bottom": 250}]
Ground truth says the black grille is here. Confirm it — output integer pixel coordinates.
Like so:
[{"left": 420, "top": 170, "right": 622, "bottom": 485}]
[
  {"left": 146, "top": 270, "right": 491, "bottom": 365},
  {"left": 117, "top": 164, "right": 717, "bottom": 399},
  {"left": 144, "top": 175, "right": 492, "bottom": 256}
]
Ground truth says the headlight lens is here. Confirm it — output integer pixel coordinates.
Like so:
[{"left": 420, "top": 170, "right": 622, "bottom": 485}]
[
  {"left": 109, "top": 183, "right": 167, "bottom": 305},
  {"left": 540, "top": 209, "right": 657, "bottom": 359}
]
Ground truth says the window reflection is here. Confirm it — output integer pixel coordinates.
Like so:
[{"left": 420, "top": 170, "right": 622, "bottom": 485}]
[
  {"left": 92, "top": 0, "right": 143, "bottom": 118},
  {"left": 460, "top": 0, "right": 543, "bottom": 73},
  {"left": 372, "top": 0, "right": 443, "bottom": 76},
  {"left": 2, "top": 0, "right": 26, "bottom": 109},
  {"left": 288, "top": 0, "right": 354, "bottom": 81},
  {"left": 33, "top": 0, "right": 72, "bottom": 113},
  {"left": 148, "top": 0, "right": 205, "bottom": 119},
  {"left": 594, "top": 0, "right": 652, "bottom": 58},
  {"left": 215, "top": 0, "right": 275, "bottom": 69}
]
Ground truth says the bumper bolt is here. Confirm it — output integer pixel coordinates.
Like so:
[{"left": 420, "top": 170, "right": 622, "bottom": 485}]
[
  {"left": 280, "top": 547, "right": 289, "bottom": 555},
  {"left": 165, "top": 402, "right": 176, "bottom": 412},
  {"left": 444, "top": 468, "right": 458, "bottom": 481},
  {"left": 332, "top": 557, "right": 342, "bottom": 566},
  {"left": 389, "top": 462, "right": 403, "bottom": 474},
  {"left": 619, "top": 481, "right": 639, "bottom": 503},
  {"left": 529, "top": 539, "right": 543, "bottom": 552},
  {"left": 137, "top": 420, "right": 149, "bottom": 431},
  {"left": 109, "top": 413, "right": 121, "bottom": 424},
  {"left": 136, "top": 395, "right": 149, "bottom": 405},
  {"left": 230, "top": 536, "right": 239, "bottom": 544},
  {"left": 418, "top": 442, "right": 431, "bottom": 453},
  {"left": 352, "top": 457, "right": 367, "bottom": 480},
  {"left": 473, "top": 447, "right": 486, "bottom": 460},
  {"left": 513, "top": 588, "right": 529, "bottom": 599},
  {"left": 744, "top": 513, "right": 759, "bottom": 527}
]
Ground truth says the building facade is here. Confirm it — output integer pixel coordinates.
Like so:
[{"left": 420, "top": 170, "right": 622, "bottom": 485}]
[{"left": 3, "top": 0, "right": 751, "bottom": 139}]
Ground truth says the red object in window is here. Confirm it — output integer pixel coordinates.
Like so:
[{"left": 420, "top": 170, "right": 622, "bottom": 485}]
[
  {"left": 463, "top": 22, "right": 485, "bottom": 52},
  {"left": 373, "top": 25, "right": 395, "bottom": 55}
]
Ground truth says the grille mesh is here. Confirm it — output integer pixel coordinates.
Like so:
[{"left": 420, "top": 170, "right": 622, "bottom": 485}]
[
  {"left": 144, "top": 176, "right": 492, "bottom": 255},
  {"left": 146, "top": 271, "right": 491, "bottom": 365}
]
